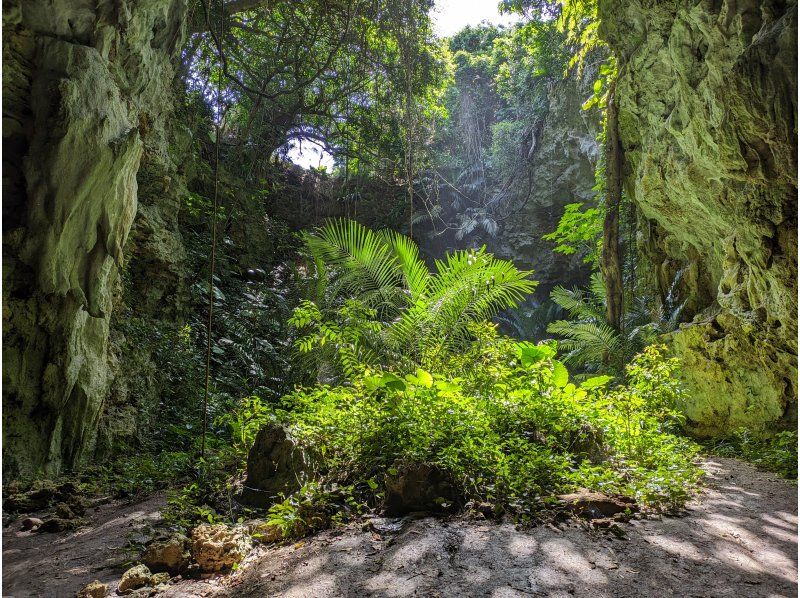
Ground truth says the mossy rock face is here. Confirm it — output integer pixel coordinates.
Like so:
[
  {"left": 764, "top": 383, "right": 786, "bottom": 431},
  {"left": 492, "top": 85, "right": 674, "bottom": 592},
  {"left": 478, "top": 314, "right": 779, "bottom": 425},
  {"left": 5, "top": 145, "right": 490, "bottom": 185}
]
[
  {"left": 668, "top": 317, "right": 796, "bottom": 437},
  {"left": 599, "top": 0, "right": 797, "bottom": 434},
  {"left": 2, "top": 0, "right": 187, "bottom": 477},
  {"left": 482, "top": 67, "right": 601, "bottom": 301}
]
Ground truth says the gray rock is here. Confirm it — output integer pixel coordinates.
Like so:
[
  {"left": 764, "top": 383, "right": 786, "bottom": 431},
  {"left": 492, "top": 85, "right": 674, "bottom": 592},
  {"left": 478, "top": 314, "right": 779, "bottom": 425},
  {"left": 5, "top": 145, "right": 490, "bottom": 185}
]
[
  {"left": 239, "top": 425, "right": 309, "bottom": 508},
  {"left": 383, "top": 463, "right": 460, "bottom": 516}
]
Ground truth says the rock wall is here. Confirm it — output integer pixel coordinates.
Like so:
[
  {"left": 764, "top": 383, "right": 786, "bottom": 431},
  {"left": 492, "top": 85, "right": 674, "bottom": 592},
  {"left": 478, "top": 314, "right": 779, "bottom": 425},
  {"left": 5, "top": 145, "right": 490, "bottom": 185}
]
[
  {"left": 2, "top": 0, "right": 187, "bottom": 477},
  {"left": 486, "top": 71, "right": 600, "bottom": 300},
  {"left": 598, "top": 0, "right": 797, "bottom": 435}
]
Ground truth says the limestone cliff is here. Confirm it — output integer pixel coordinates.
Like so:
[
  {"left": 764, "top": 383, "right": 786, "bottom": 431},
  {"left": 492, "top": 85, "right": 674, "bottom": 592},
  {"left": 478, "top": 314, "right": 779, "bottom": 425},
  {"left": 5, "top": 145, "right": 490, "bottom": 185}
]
[
  {"left": 486, "top": 71, "right": 600, "bottom": 301},
  {"left": 418, "top": 67, "right": 600, "bottom": 336},
  {"left": 2, "top": 0, "right": 187, "bottom": 476},
  {"left": 598, "top": 0, "right": 797, "bottom": 435}
]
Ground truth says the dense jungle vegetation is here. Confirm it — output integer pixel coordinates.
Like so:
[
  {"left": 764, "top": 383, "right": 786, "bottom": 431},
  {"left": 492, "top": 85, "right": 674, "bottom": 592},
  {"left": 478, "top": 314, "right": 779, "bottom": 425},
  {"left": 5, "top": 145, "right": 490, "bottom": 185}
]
[{"left": 4, "top": 0, "right": 796, "bottom": 559}]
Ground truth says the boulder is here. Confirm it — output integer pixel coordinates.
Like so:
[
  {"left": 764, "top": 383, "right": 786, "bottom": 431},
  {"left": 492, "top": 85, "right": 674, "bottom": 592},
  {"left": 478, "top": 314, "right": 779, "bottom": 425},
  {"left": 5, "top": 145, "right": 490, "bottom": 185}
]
[
  {"left": 21, "top": 517, "right": 43, "bottom": 531},
  {"left": 36, "top": 518, "right": 71, "bottom": 533},
  {"left": 191, "top": 524, "right": 252, "bottom": 572},
  {"left": 141, "top": 533, "right": 190, "bottom": 574},
  {"left": 383, "top": 463, "right": 460, "bottom": 516},
  {"left": 239, "top": 425, "right": 308, "bottom": 508},
  {"left": 76, "top": 580, "right": 107, "bottom": 598},
  {"left": 117, "top": 564, "right": 152, "bottom": 594},
  {"left": 557, "top": 490, "right": 638, "bottom": 520}
]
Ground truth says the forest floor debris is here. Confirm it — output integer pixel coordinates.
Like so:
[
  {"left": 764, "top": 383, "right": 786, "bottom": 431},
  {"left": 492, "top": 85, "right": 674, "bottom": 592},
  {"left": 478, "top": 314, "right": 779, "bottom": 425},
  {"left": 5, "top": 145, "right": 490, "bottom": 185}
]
[
  {"left": 160, "top": 458, "right": 798, "bottom": 598},
  {"left": 2, "top": 458, "right": 797, "bottom": 597},
  {"left": 2, "top": 494, "right": 164, "bottom": 597}
]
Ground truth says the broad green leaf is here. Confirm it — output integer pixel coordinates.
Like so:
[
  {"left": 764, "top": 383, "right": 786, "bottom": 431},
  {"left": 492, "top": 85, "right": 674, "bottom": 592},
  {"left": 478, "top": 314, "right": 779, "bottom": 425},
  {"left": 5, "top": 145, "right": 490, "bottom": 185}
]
[
  {"left": 415, "top": 368, "right": 433, "bottom": 388},
  {"left": 518, "top": 342, "right": 556, "bottom": 365},
  {"left": 435, "top": 380, "right": 462, "bottom": 393},
  {"left": 382, "top": 372, "right": 406, "bottom": 391},
  {"left": 581, "top": 375, "right": 613, "bottom": 390},
  {"left": 551, "top": 360, "right": 569, "bottom": 388},
  {"left": 364, "top": 375, "right": 386, "bottom": 392}
]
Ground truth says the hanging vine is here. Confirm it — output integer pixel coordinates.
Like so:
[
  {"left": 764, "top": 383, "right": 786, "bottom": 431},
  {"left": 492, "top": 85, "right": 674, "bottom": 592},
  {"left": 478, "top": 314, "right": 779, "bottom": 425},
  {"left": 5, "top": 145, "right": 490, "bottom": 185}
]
[{"left": 200, "top": 0, "right": 225, "bottom": 460}]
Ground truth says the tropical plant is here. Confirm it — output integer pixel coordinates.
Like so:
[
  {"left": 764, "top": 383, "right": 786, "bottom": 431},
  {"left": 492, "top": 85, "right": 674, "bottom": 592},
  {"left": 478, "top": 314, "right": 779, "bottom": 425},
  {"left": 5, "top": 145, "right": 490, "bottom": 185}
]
[
  {"left": 262, "top": 337, "right": 699, "bottom": 525},
  {"left": 547, "top": 273, "right": 664, "bottom": 376},
  {"left": 542, "top": 201, "right": 603, "bottom": 265},
  {"left": 293, "top": 218, "right": 538, "bottom": 375}
]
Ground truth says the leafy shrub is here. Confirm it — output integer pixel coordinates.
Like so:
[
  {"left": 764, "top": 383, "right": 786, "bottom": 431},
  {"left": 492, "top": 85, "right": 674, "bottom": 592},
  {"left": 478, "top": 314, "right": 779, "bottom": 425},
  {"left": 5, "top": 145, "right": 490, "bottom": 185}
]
[
  {"left": 262, "top": 338, "right": 699, "bottom": 521},
  {"left": 542, "top": 202, "right": 603, "bottom": 265},
  {"left": 547, "top": 273, "right": 668, "bottom": 377},
  {"left": 294, "top": 219, "right": 537, "bottom": 378},
  {"left": 707, "top": 429, "right": 798, "bottom": 480}
]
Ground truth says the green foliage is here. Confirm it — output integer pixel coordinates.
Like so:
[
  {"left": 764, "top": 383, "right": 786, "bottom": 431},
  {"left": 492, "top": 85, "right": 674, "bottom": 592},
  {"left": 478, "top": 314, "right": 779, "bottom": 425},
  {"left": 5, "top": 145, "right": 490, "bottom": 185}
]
[
  {"left": 707, "top": 430, "right": 798, "bottom": 480},
  {"left": 217, "top": 396, "right": 277, "bottom": 456},
  {"left": 547, "top": 273, "right": 664, "bottom": 376},
  {"left": 290, "top": 299, "right": 384, "bottom": 379},
  {"left": 80, "top": 452, "right": 194, "bottom": 499},
  {"left": 542, "top": 202, "right": 603, "bottom": 264},
  {"left": 263, "top": 338, "right": 699, "bottom": 520},
  {"left": 295, "top": 219, "right": 537, "bottom": 375}
]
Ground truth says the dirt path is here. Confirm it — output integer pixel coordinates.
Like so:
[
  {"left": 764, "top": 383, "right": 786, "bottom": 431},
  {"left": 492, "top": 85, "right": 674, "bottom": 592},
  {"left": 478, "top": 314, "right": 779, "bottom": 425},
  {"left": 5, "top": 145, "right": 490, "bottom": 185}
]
[
  {"left": 2, "top": 494, "right": 165, "bottom": 598},
  {"left": 161, "top": 458, "right": 798, "bottom": 598},
  {"left": 2, "top": 458, "right": 796, "bottom": 597}
]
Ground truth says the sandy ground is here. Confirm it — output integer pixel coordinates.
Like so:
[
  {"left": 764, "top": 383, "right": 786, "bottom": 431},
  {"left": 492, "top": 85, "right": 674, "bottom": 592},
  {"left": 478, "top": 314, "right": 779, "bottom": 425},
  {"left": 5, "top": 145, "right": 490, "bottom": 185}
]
[{"left": 3, "top": 458, "right": 797, "bottom": 597}]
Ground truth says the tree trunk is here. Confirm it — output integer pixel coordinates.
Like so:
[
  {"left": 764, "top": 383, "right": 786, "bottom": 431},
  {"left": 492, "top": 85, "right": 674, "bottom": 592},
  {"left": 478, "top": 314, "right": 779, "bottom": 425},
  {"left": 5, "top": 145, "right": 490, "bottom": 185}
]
[{"left": 601, "top": 82, "right": 624, "bottom": 331}]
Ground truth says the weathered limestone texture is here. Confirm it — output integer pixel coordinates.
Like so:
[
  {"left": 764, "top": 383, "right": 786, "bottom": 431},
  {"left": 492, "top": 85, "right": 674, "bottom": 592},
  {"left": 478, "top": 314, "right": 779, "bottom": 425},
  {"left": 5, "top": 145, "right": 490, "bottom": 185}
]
[
  {"left": 2, "top": 0, "right": 186, "bottom": 476},
  {"left": 599, "top": 0, "right": 797, "bottom": 435}
]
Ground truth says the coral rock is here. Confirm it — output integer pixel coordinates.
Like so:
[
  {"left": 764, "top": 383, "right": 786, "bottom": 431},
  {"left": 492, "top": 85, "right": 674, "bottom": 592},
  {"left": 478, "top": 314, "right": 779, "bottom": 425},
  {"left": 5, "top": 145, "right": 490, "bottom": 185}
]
[
  {"left": 191, "top": 524, "right": 252, "bottom": 572},
  {"left": 77, "top": 579, "right": 107, "bottom": 598},
  {"left": 117, "top": 564, "right": 152, "bottom": 594},
  {"left": 142, "top": 533, "right": 190, "bottom": 574}
]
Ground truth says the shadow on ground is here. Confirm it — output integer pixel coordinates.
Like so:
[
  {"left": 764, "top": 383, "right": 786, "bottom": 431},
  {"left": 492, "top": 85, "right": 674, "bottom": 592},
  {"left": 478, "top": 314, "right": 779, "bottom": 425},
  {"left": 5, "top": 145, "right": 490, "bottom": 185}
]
[
  {"left": 2, "top": 494, "right": 165, "bottom": 598},
  {"left": 161, "top": 458, "right": 797, "bottom": 598}
]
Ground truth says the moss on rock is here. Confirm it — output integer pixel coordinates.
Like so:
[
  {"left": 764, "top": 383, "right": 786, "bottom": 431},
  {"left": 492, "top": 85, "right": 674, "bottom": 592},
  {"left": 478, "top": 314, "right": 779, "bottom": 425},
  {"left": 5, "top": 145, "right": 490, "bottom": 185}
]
[
  {"left": 2, "top": 0, "right": 187, "bottom": 477},
  {"left": 599, "top": 0, "right": 797, "bottom": 435}
]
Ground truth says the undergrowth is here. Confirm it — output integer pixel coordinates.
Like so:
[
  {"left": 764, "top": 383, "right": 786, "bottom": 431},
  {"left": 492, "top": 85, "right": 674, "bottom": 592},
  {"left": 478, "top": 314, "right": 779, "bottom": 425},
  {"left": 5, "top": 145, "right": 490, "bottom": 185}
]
[
  {"left": 157, "top": 220, "right": 703, "bottom": 536},
  {"left": 215, "top": 340, "right": 701, "bottom": 535},
  {"left": 706, "top": 429, "right": 798, "bottom": 480}
]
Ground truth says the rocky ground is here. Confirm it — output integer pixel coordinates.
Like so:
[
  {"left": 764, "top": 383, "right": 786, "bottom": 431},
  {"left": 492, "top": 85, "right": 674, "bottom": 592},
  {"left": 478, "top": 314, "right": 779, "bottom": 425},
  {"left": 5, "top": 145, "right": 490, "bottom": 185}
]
[
  {"left": 3, "top": 458, "right": 797, "bottom": 597},
  {"left": 2, "top": 494, "right": 165, "bottom": 597}
]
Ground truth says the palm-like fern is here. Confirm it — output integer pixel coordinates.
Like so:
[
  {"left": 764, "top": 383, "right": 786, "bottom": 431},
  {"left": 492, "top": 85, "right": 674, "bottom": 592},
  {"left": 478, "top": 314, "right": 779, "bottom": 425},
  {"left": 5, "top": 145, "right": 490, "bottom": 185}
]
[
  {"left": 547, "top": 272, "right": 664, "bottom": 377},
  {"left": 298, "top": 219, "right": 537, "bottom": 372}
]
